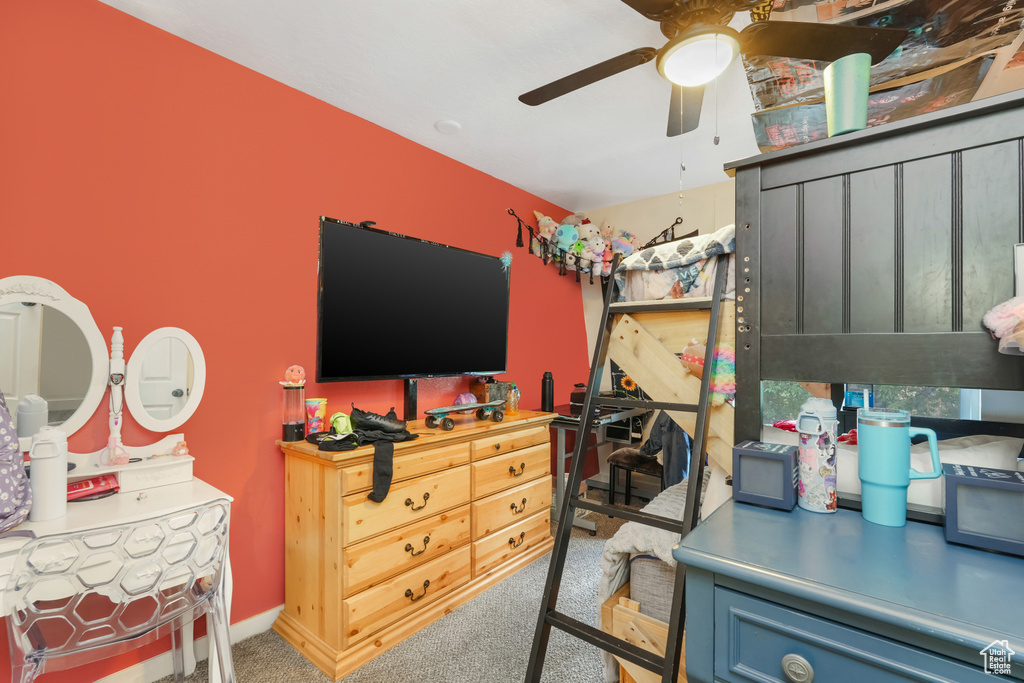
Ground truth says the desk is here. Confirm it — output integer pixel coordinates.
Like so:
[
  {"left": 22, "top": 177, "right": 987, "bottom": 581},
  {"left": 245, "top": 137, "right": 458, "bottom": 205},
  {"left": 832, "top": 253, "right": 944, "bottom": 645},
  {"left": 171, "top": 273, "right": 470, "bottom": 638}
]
[
  {"left": 550, "top": 403, "right": 648, "bottom": 535},
  {"left": 675, "top": 501, "right": 1024, "bottom": 682},
  {"left": 0, "top": 478, "right": 233, "bottom": 682}
]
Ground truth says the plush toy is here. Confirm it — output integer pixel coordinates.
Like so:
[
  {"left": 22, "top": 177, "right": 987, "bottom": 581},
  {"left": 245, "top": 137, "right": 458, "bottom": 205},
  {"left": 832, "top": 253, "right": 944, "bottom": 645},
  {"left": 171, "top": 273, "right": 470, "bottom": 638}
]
[
  {"left": 617, "top": 229, "right": 640, "bottom": 249},
  {"left": 281, "top": 365, "right": 306, "bottom": 385},
  {"left": 680, "top": 339, "right": 706, "bottom": 379},
  {"left": 562, "top": 213, "right": 585, "bottom": 226},
  {"left": 554, "top": 224, "right": 579, "bottom": 250},
  {"left": 171, "top": 441, "right": 190, "bottom": 457},
  {"left": 578, "top": 220, "right": 601, "bottom": 241},
  {"left": 611, "top": 237, "right": 634, "bottom": 257},
  {"left": 534, "top": 211, "right": 559, "bottom": 242}
]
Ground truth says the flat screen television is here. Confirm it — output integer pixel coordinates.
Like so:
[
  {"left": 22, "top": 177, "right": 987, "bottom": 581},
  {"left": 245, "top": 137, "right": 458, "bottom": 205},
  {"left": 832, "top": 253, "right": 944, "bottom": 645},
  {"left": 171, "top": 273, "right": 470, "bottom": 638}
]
[{"left": 316, "top": 217, "right": 510, "bottom": 382}]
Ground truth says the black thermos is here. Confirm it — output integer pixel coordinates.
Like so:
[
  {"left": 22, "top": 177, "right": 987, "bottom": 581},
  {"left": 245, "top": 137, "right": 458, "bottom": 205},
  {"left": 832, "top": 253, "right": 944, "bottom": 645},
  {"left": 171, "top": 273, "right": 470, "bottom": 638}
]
[{"left": 541, "top": 372, "right": 554, "bottom": 412}]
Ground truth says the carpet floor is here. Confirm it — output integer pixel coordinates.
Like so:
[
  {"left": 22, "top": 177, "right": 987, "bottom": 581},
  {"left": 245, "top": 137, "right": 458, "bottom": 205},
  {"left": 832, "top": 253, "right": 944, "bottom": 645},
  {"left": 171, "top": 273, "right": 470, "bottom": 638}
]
[{"left": 158, "top": 496, "right": 642, "bottom": 683}]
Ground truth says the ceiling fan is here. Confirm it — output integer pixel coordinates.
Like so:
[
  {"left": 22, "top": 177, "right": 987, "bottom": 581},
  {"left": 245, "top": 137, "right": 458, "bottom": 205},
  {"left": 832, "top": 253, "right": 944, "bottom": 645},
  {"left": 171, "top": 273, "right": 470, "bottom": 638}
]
[{"left": 518, "top": 0, "right": 908, "bottom": 136}]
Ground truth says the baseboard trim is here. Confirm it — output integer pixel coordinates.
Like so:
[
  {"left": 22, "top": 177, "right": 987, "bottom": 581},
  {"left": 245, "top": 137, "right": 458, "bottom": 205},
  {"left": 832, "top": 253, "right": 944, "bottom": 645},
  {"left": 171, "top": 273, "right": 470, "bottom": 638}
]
[{"left": 98, "top": 604, "right": 284, "bottom": 683}]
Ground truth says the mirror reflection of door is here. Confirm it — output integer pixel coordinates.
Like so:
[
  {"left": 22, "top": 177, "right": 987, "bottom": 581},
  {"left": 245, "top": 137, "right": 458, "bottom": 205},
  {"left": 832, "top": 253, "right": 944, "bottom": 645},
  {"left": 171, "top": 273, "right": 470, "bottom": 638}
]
[
  {"left": 137, "top": 338, "right": 191, "bottom": 420},
  {"left": 0, "top": 302, "right": 42, "bottom": 416}
]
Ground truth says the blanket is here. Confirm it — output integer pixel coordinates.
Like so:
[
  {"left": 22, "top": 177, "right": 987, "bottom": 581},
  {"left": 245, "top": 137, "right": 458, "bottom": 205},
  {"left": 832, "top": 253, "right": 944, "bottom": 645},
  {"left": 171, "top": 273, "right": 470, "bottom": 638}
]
[
  {"left": 614, "top": 224, "right": 736, "bottom": 302},
  {"left": 597, "top": 469, "right": 710, "bottom": 682}
]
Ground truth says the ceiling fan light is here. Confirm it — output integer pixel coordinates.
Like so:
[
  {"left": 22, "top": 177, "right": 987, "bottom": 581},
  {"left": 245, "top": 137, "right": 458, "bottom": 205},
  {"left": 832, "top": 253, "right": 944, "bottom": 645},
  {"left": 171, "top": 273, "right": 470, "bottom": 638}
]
[{"left": 657, "top": 28, "right": 740, "bottom": 87}]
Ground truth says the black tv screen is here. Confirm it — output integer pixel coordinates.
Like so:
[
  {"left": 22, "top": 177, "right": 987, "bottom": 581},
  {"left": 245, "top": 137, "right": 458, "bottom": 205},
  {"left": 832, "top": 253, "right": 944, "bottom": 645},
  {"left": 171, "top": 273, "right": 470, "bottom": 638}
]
[{"left": 317, "top": 217, "right": 510, "bottom": 382}]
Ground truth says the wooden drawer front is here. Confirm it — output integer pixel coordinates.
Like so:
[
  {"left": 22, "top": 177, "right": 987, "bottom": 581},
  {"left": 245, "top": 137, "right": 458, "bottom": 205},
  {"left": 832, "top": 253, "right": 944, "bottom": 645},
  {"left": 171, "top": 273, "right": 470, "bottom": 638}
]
[
  {"left": 714, "top": 588, "right": 990, "bottom": 683},
  {"left": 340, "top": 441, "right": 470, "bottom": 495},
  {"left": 472, "top": 509, "right": 551, "bottom": 576},
  {"left": 343, "top": 545, "right": 472, "bottom": 647},
  {"left": 471, "top": 443, "right": 550, "bottom": 499},
  {"left": 342, "top": 466, "right": 470, "bottom": 546},
  {"left": 471, "top": 476, "right": 551, "bottom": 540},
  {"left": 342, "top": 505, "right": 471, "bottom": 597},
  {"left": 471, "top": 426, "right": 549, "bottom": 461}
]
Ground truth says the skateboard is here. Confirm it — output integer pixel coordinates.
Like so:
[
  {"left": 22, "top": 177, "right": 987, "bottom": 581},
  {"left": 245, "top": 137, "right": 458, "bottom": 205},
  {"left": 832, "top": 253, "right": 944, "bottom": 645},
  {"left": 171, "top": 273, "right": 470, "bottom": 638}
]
[{"left": 424, "top": 399, "right": 506, "bottom": 431}]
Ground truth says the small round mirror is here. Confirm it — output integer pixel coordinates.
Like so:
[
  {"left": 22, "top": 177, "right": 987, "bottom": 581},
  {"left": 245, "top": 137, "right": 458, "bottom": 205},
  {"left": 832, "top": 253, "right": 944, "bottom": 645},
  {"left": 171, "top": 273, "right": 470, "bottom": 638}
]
[
  {"left": 0, "top": 277, "right": 107, "bottom": 439},
  {"left": 125, "top": 327, "right": 206, "bottom": 432}
]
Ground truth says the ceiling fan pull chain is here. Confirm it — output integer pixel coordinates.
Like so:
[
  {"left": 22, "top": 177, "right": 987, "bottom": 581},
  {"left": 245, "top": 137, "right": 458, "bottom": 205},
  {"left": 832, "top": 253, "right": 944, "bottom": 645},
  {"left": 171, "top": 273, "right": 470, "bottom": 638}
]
[{"left": 714, "top": 38, "right": 721, "bottom": 146}]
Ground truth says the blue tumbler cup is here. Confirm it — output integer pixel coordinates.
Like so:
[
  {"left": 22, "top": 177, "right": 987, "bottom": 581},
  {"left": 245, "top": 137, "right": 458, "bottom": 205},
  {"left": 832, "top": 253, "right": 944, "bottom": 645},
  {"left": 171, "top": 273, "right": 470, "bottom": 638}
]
[{"left": 857, "top": 408, "right": 941, "bottom": 527}]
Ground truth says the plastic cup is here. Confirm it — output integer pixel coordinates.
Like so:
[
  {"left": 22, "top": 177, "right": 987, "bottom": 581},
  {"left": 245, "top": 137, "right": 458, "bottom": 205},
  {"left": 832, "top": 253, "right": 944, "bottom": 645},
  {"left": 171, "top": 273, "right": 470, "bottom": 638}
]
[{"left": 824, "top": 52, "right": 871, "bottom": 137}]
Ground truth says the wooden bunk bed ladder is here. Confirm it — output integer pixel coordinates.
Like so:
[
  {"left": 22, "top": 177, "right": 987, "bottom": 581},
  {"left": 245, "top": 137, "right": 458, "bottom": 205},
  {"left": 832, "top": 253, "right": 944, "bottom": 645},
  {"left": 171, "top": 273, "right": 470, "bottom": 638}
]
[{"left": 525, "top": 252, "right": 731, "bottom": 683}]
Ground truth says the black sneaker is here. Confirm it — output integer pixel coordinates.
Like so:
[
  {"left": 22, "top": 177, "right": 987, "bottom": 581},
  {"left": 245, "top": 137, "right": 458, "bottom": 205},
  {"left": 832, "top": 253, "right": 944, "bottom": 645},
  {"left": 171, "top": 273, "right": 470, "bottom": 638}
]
[{"left": 350, "top": 405, "right": 407, "bottom": 434}]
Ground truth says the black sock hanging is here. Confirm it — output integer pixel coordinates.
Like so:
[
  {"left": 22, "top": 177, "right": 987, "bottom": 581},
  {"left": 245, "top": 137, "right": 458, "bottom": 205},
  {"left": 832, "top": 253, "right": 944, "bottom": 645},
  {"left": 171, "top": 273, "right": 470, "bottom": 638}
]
[{"left": 366, "top": 441, "right": 395, "bottom": 503}]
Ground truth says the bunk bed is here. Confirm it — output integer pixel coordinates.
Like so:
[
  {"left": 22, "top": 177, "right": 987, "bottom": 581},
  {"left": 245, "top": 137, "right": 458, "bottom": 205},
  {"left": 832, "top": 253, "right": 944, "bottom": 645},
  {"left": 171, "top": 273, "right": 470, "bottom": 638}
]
[{"left": 600, "top": 90, "right": 1024, "bottom": 683}]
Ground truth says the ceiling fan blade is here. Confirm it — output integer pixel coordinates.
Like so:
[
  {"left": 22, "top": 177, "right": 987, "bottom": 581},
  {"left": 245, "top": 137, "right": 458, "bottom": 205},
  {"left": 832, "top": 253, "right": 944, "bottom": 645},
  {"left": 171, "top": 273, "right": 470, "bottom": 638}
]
[
  {"left": 518, "top": 47, "right": 658, "bottom": 106},
  {"left": 618, "top": 0, "right": 677, "bottom": 20},
  {"left": 739, "top": 22, "right": 908, "bottom": 65},
  {"left": 667, "top": 84, "right": 704, "bottom": 137}
]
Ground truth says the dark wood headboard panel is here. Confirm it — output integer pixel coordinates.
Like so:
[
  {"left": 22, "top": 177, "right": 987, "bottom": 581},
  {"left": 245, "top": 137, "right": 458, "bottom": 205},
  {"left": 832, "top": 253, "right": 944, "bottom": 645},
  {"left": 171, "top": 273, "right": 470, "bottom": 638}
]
[{"left": 732, "top": 91, "right": 1024, "bottom": 442}]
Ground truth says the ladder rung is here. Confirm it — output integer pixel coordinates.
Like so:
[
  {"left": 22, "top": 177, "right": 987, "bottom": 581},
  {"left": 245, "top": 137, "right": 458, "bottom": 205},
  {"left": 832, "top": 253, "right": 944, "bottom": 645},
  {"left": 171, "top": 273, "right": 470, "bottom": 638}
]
[
  {"left": 609, "top": 297, "right": 712, "bottom": 314},
  {"left": 594, "top": 397, "right": 698, "bottom": 412},
  {"left": 544, "top": 610, "right": 665, "bottom": 674},
  {"left": 570, "top": 498, "right": 686, "bottom": 534}
]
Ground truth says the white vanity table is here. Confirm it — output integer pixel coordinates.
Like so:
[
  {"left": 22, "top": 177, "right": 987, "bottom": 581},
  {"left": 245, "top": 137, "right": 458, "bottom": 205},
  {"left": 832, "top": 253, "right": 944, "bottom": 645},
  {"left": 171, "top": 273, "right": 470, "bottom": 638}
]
[{"left": 0, "top": 275, "right": 231, "bottom": 682}]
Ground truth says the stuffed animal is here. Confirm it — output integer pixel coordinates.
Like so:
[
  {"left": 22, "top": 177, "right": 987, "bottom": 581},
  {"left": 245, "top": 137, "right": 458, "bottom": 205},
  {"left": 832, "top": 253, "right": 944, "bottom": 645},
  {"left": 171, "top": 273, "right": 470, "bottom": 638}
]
[
  {"left": 562, "top": 213, "right": 585, "bottom": 226},
  {"left": 611, "top": 237, "right": 634, "bottom": 257},
  {"left": 534, "top": 211, "right": 559, "bottom": 242},
  {"left": 554, "top": 224, "right": 579, "bottom": 250},
  {"left": 171, "top": 441, "right": 190, "bottom": 457},
  {"left": 578, "top": 220, "right": 601, "bottom": 241},
  {"left": 680, "top": 339, "right": 706, "bottom": 379}
]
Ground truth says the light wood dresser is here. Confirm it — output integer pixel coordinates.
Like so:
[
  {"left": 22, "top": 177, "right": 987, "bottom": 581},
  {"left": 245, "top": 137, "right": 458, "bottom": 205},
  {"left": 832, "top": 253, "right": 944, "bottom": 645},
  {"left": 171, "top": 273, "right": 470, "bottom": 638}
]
[{"left": 274, "top": 409, "right": 556, "bottom": 680}]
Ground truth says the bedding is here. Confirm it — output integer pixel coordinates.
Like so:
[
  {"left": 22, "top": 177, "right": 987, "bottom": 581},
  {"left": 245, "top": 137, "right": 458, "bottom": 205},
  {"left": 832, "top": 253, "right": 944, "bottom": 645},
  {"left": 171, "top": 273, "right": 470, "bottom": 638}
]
[
  {"left": 615, "top": 223, "right": 736, "bottom": 303},
  {"left": 597, "top": 467, "right": 713, "bottom": 682},
  {"left": 761, "top": 425, "right": 1023, "bottom": 511}
]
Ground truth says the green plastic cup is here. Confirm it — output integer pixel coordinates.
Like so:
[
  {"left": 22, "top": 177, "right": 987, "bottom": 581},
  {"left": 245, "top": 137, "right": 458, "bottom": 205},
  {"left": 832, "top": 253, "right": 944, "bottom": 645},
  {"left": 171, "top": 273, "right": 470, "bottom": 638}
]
[{"left": 824, "top": 52, "right": 871, "bottom": 137}]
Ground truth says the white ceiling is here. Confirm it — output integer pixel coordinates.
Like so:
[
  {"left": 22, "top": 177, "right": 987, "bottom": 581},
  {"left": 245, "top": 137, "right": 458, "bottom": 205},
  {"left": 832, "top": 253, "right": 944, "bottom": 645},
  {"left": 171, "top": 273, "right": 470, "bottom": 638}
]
[{"left": 98, "top": 0, "right": 761, "bottom": 212}]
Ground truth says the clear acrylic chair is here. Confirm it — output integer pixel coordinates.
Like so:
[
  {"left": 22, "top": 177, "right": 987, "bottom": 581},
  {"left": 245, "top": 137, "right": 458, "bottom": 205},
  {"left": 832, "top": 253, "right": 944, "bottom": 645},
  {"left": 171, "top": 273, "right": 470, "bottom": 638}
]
[{"left": 4, "top": 498, "right": 234, "bottom": 683}]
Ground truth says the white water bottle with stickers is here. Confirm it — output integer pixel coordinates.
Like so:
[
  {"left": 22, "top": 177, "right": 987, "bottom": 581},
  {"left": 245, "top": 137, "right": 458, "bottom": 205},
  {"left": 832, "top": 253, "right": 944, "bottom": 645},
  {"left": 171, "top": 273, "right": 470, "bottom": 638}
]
[{"left": 796, "top": 398, "right": 839, "bottom": 513}]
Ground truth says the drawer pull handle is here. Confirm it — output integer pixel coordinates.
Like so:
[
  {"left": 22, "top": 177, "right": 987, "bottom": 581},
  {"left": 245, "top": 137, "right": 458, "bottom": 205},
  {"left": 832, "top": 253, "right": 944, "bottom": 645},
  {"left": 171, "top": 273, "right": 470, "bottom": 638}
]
[
  {"left": 509, "top": 463, "right": 526, "bottom": 477},
  {"left": 781, "top": 654, "right": 814, "bottom": 683},
  {"left": 405, "top": 579, "right": 430, "bottom": 602},
  {"left": 511, "top": 498, "right": 527, "bottom": 514},
  {"left": 405, "top": 492, "right": 430, "bottom": 511},
  {"left": 405, "top": 536, "right": 430, "bottom": 556},
  {"left": 509, "top": 532, "right": 526, "bottom": 549},
  {"left": 494, "top": 443, "right": 501, "bottom": 450}
]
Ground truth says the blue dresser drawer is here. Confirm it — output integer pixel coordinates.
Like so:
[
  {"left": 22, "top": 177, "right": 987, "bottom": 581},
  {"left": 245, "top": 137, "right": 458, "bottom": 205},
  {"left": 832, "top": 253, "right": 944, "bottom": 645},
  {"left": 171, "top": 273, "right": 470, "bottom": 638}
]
[{"left": 714, "top": 588, "right": 990, "bottom": 683}]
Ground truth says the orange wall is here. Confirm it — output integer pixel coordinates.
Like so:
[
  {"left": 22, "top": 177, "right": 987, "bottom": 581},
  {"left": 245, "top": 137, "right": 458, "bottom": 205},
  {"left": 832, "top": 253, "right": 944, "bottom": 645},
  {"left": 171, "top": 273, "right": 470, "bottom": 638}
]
[{"left": 0, "top": 1, "right": 591, "bottom": 678}]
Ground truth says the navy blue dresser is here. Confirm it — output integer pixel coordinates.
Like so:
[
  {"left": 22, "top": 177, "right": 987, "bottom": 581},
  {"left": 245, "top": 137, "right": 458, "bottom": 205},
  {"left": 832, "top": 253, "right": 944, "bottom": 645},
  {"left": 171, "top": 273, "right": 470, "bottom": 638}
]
[{"left": 674, "top": 501, "right": 1024, "bottom": 682}]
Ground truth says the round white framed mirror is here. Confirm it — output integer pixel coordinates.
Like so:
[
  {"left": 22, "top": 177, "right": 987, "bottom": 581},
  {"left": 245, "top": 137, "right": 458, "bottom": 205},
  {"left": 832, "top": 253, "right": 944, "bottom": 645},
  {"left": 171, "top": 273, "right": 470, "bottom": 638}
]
[
  {"left": 0, "top": 276, "right": 108, "bottom": 439},
  {"left": 124, "top": 327, "right": 206, "bottom": 432}
]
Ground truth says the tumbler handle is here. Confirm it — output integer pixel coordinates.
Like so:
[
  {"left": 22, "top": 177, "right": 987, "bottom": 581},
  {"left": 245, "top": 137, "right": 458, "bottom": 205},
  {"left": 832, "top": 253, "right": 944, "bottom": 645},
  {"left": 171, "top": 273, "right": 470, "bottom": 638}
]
[{"left": 908, "top": 427, "right": 941, "bottom": 479}]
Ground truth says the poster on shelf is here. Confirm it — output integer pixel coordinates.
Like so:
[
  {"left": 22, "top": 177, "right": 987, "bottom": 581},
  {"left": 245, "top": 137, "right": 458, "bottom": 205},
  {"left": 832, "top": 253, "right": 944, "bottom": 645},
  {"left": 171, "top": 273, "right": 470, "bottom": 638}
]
[
  {"left": 743, "top": 0, "right": 1021, "bottom": 111},
  {"left": 751, "top": 55, "right": 993, "bottom": 152}
]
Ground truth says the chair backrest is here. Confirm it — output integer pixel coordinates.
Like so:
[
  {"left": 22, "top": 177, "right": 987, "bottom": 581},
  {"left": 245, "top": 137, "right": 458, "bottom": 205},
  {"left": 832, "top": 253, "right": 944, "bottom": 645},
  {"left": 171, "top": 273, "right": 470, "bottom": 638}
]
[{"left": 5, "top": 498, "right": 231, "bottom": 668}]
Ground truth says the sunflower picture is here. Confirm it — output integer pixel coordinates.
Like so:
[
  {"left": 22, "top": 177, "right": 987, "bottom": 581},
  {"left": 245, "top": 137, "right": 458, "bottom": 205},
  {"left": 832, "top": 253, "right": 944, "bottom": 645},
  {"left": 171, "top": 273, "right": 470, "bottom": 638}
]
[{"left": 620, "top": 375, "right": 637, "bottom": 391}]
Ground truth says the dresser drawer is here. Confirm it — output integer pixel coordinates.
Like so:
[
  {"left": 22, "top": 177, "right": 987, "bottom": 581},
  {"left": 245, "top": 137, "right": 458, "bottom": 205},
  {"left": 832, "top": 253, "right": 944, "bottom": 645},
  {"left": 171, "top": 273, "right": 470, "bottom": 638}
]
[
  {"left": 343, "top": 545, "right": 472, "bottom": 647},
  {"left": 471, "top": 476, "right": 551, "bottom": 540},
  {"left": 714, "top": 588, "right": 991, "bottom": 683},
  {"left": 340, "top": 441, "right": 471, "bottom": 495},
  {"left": 342, "top": 504, "right": 471, "bottom": 597},
  {"left": 471, "top": 443, "right": 549, "bottom": 499},
  {"left": 472, "top": 509, "right": 551, "bottom": 576},
  {"left": 471, "top": 426, "right": 549, "bottom": 461},
  {"left": 342, "top": 465, "right": 470, "bottom": 545}
]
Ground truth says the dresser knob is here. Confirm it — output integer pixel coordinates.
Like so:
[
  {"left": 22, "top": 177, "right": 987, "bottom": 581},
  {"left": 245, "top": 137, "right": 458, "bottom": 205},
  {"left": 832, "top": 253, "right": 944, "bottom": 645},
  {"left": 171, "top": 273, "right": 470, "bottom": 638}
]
[
  {"left": 405, "top": 535, "right": 430, "bottom": 556},
  {"left": 494, "top": 443, "right": 501, "bottom": 450},
  {"left": 509, "top": 463, "right": 526, "bottom": 477},
  {"left": 508, "top": 532, "right": 526, "bottom": 549},
  {"left": 511, "top": 498, "right": 527, "bottom": 514},
  {"left": 781, "top": 654, "right": 814, "bottom": 683},
  {"left": 405, "top": 492, "right": 430, "bottom": 511},
  {"left": 405, "top": 579, "right": 430, "bottom": 602}
]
